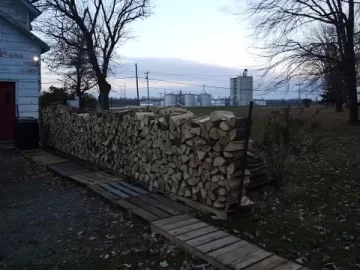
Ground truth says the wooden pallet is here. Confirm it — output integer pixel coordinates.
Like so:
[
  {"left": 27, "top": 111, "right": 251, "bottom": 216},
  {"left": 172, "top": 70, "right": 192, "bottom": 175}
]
[
  {"left": 69, "top": 171, "right": 124, "bottom": 185},
  {"left": 30, "top": 151, "right": 68, "bottom": 165},
  {"left": 114, "top": 193, "right": 195, "bottom": 222},
  {"left": 90, "top": 181, "right": 149, "bottom": 201},
  {"left": 151, "top": 215, "right": 307, "bottom": 270},
  {"left": 47, "top": 162, "right": 92, "bottom": 177},
  {"left": 167, "top": 193, "right": 234, "bottom": 220}
]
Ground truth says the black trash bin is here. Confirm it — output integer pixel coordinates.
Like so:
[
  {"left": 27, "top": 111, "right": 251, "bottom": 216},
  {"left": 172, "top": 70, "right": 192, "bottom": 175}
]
[{"left": 14, "top": 117, "right": 39, "bottom": 150}]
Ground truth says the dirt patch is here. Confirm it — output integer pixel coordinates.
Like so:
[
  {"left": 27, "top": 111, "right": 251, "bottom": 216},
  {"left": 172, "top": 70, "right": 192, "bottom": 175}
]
[{"left": 0, "top": 148, "right": 212, "bottom": 270}]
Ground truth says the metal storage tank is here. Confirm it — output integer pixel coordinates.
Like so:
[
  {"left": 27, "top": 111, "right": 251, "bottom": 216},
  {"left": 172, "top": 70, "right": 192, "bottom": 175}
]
[
  {"left": 164, "top": 94, "right": 177, "bottom": 106},
  {"left": 184, "top": 94, "right": 195, "bottom": 107},
  {"left": 200, "top": 93, "right": 211, "bottom": 106}
]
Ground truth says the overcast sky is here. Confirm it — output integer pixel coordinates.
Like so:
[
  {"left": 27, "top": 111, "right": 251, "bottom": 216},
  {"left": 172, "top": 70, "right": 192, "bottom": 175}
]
[{"left": 42, "top": 0, "right": 312, "bottom": 100}]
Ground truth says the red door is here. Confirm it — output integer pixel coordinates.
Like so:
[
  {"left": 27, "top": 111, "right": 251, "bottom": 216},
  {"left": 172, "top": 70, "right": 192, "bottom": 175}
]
[{"left": 0, "top": 82, "right": 16, "bottom": 141}]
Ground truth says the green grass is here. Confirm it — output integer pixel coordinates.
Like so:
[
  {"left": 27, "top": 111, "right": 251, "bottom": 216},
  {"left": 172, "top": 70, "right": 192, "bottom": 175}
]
[{"left": 189, "top": 106, "right": 360, "bottom": 269}]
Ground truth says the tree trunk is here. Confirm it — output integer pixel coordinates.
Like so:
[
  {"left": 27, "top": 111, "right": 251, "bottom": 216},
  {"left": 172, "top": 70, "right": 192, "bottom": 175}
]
[
  {"left": 99, "top": 79, "right": 111, "bottom": 110},
  {"left": 345, "top": 2, "right": 358, "bottom": 124},
  {"left": 335, "top": 81, "right": 343, "bottom": 112},
  {"left": 346, "top": 68, "right": 357, "bottom": 123}
]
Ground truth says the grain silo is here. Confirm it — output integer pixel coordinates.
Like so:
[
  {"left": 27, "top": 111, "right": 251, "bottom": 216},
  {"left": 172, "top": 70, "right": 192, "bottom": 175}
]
[
  {"left": 184, "top": 93, "right": 195, "bottom": 107},
  {"left": 200, "top": 93, "right": 211, "bottom": 106},
  {"left": 164, "top": 94, "right": 177, "bottom": 106}
]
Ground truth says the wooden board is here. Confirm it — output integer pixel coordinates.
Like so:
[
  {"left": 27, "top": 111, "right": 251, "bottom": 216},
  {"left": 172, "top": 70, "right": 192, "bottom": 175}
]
[
  {"left": 89, "top": 184, "right": 120, "bottom": 201},
  {"left": 114, "top": 199, "right": 158, "bottom": 221},
  {"left": 114, "top": 195, "right": 193, "bottom": 223},
  {"left": 93, "top": 172, "right": 124, "bottom": 182},
  {"left": 152, "top": 214, "right": 193, "bottom": 227},
  {"left": 161, "top": 218, "right": 199, "bottom": 231},
  {"left": 101, "top": 183, "right": 131, "bottom": 198},
  {"left": 137, "top": 196, "right": 183, "bottom": 216},
  {"left": 31, "top": 152, "right": 68, "bottom": 165},
  {"left": 108, "top": 182, "right": 139, "bottom": 196},
  {"left": 186, "top": 230, "right": 229, "bottom": 247},
  {"left": 47, "top": 162, "right": 91, "bottom": 177},
  {"left": 150, "top": 194, "right": 194, "bottom": 213},
  {"left": 196, "top": 235, "right": 240, "bottom": 253},
  {"left": 271, "top": 262, "right": 304, "bottom": 270},
  {"left": 128, "top": 197, "right": 171, "bottom": 219},
  {"left": 229, "top": 249, "right": 272, "bottom": 270},
  {"left": 215, "top": 243, "right": 260, "bottom": 265},
  {"left": 208, "top": 241, "right": 248, "bottom": 258},
  {"left": 243, "top": 255, "right": 287, "bottom": 270},
  {"left": 168, "top": 222, "right": 209, "bottom": 236},
  {"left": 177, "top": 226, "right": 219, "bottom": 241},
  {"left": 119, "top": 181, "right": 149, "bottom": 195},
  {"left": 69, "top": 172, "right": 120, "bottom": 185},
  {"left": 167, "top": 193, "right": 232, "bottom": 220}
]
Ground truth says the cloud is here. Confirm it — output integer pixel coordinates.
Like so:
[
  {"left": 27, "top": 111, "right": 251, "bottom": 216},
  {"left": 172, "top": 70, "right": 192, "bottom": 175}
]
[
  {"left": 42, "top": 57, "right": 301, "bottom": 100},
  {"left": 217, "top": 5, "right": 233, "bottom": 15},
  {"left": 108, "top": 57, "right": 247, "bottom": 98}
]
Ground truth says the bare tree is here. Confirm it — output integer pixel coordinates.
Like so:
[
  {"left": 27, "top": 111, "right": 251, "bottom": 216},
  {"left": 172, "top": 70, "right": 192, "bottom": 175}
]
[
  {"left": 247, "top": 0, "right": 359, "bottom": 123},
  {"left": 41, "top": 15, "right": 97, "bottom": 108},
  {"left": 42, "top": 0, "right": 151, "bottom": 110}
]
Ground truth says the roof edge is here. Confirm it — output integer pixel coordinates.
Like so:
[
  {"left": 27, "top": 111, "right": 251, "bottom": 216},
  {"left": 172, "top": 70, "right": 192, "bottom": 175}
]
[
  {"left": 19, "top": 0, "right": 42, "bottom": 19},
  {"left": 0, "top": 11, "right": 50, "bottom": 53}
]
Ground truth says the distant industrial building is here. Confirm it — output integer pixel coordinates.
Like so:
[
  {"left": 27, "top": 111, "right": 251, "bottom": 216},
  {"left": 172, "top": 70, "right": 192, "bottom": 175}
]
[
  {"left": 162, "top": 92, "right": 212, "bottom": 107},
  {"left": 230, "top": 69, "right": 253, "bottom": 106}
]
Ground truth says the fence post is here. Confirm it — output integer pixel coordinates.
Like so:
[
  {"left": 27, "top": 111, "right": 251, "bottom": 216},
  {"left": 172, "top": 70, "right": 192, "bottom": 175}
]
[{"left": 238, "top": 101, "right": 254, "bottom": 208}]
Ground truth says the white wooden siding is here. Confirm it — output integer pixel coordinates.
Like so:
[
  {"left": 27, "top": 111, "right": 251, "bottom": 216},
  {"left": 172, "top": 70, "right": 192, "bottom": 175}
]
[
  {"left": 0, "top": 0, "right": 29, "bottom": 29},
  {"left": 0, "top": 17, "right": 41, "bottom": 118},
  {"left": 18, "top": 97, "right": 38, "bottom": 104}
]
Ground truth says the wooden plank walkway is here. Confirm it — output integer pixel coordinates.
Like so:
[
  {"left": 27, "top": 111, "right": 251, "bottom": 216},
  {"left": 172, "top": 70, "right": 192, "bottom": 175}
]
[
  {"left": 151, "top": 215, "right": 308, "bottom": 270},
  {"left": 48, "top": 162, "right": 92, "bottom": 177},
  {"left": 115, "top": 193, "right": 195, "bottom": 221},
  {"left": 43, "top": 159, "right": 195, "bottom": 222},
  {"left": 69, "top": 171, "right": 124, "bottom": 185},
  {"left": 26, "top": 150, "right": 68, "bottom": 165},
  {"left": 29, "top": 150, "right": 309, "bottom": 270}
]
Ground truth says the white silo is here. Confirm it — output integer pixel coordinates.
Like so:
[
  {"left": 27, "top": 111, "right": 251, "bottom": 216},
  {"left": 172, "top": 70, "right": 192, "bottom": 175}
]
[
  {"left": 184, "top": 93, "right": 195, "bottom": 107},
  {"left": 200, "top": 93, "right": 211, "bottom": 106},
  {"left": 165, "top": 93, "right": 177, "bottom": 106}
]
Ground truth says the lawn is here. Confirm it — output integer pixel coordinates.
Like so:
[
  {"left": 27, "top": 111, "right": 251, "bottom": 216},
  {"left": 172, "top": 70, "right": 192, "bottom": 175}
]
[{"left": 191, "top": 106, "right": 360, "bottom": 269}]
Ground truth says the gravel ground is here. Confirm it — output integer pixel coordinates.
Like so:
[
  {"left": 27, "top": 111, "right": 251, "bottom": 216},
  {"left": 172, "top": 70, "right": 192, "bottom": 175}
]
[{"left": 0, "top": 148, "right": 211, "bottom": 270}]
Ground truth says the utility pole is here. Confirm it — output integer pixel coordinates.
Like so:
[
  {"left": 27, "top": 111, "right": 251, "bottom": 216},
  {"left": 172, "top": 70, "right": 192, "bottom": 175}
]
[
  {"left": 164, "top": 88, "right": 166, "bottom": 106},
  {"left": 203, "top": 84, "right": 206, "bottom": 94},
  {"left": 135, "top": 63, "right": 140, "bottom": 106},
  {"left": 145, "top": 71, "right": 150, "bottom": 106},
  {"left": 296, "top": 83, "right": 301, "bottom": 102}
]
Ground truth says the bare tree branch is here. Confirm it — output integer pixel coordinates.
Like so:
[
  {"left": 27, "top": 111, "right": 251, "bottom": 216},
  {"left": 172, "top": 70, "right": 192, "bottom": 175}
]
[{"left": 40, "top": 0, "right": 151, "bottom": 110}]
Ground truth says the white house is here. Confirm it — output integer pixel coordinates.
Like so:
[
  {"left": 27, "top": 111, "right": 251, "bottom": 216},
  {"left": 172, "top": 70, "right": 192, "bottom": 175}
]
[{"left": 0, "top": 0, "right": 49, "bottom": 141}]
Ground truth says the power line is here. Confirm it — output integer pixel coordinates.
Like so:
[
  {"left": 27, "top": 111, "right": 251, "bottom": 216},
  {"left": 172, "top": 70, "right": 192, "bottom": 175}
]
[
  {"left": 136, "top": 70, "right": 241, "bottom": 77},
  {"left": 110, "top": 76, "right": 136, "bottom": 80},
  {"left": 140, "top": 77, "right": 315, "bottom": 94}
]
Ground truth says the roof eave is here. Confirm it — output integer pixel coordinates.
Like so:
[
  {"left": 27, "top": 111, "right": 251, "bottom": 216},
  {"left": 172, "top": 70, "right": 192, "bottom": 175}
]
[
  {"left": 20, "top": 0, "right": 42, "bottom": 20},
  {"left": 0, "top": 11, "right": 50, "bottom": 54}
]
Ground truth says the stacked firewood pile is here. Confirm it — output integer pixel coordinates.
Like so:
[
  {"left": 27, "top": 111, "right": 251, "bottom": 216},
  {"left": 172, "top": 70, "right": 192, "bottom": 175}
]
[{"left": 42, "top": 106, "right": 252, "bottom": 210}]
